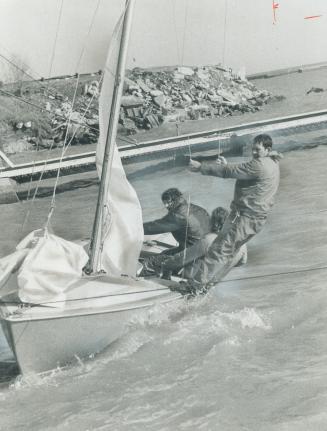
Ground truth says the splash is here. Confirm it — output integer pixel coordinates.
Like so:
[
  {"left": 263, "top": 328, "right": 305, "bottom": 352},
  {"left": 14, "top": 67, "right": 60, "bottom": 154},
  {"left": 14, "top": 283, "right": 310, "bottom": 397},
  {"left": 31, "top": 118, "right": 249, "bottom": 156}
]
[
  {"left": 127, "top": 298, "right": 188, "bottom": 329},
  {"left": 100, "top": 331, "right": 154, "bottom": 363},
  {"left": 10, "top": 367, "right": 62, "bottom": 391},
  {"left": 225, "top": 307, "right": 271, "bottom": 330}
]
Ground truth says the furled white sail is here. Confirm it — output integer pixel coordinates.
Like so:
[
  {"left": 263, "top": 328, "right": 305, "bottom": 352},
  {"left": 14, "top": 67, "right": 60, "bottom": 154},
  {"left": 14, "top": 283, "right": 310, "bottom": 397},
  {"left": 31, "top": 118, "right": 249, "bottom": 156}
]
[
  {"left": 95, "top": 9, "right": 143, "bottom": 277},
  {"left": 0, "top": 230, "right": 88, "bottom": 303}
]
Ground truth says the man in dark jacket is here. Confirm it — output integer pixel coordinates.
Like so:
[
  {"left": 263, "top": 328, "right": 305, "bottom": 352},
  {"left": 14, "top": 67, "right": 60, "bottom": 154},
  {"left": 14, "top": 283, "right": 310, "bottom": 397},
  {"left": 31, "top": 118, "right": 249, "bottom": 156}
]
[
  {"left": 143, "top": 188, "right": 210, "bottom": 254},
  {"left": 158, "top": 206, "right": 247, "bottom": 280},
  {"left": 187, "top": 134, "right": 282, "bottom": 292}
]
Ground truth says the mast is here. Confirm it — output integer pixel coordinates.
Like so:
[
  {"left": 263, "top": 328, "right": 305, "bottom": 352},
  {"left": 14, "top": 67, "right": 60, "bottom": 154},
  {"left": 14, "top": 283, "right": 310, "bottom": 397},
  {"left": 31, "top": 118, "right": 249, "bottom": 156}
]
[{"left": 86, "top": 0, "right": 135, "bottom": 274}]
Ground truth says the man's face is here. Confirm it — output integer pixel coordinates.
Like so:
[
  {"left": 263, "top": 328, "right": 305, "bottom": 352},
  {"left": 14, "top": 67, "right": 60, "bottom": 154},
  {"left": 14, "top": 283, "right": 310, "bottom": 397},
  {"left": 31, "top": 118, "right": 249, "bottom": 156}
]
[
  {"left": 163, "top": 198, "right": 173, "bottom": 210},
  {"left": 252, "top": 142, "right": 270, "bottom": 159}
]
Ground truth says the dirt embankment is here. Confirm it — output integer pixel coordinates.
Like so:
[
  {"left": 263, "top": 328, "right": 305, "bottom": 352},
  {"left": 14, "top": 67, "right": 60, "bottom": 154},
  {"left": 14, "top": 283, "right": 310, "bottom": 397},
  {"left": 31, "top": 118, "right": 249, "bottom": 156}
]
[{"left": 0, "top": 65, "right": 283, "bottom": 157}]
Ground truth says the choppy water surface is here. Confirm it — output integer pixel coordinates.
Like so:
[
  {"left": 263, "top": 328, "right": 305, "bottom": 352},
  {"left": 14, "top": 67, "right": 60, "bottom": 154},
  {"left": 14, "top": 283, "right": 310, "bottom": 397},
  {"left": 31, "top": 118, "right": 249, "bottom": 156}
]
[{"left": 1, "top": 145, "right": 327, "bottom": 430}]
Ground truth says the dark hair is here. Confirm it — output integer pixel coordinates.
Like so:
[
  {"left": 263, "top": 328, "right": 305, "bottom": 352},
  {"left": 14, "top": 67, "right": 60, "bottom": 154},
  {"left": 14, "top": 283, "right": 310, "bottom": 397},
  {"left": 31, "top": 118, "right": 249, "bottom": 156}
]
[
  {"left": 211, "top": 207, "right": 229, "bottom": 232},
  {"left": 161, "top": 188, "right": 183, "bottom": 203},
  {"left": 253, "top": 134, "right": 273, "bottom": 150}
]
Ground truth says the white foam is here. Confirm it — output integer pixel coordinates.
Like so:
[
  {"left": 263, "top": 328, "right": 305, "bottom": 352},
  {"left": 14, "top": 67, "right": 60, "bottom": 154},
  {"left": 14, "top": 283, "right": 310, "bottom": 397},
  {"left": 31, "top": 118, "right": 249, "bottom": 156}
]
[
  {"left": 102, "top": 331, "right": 153, "bottom": 362},
  {"left": 224, "top": 307, "right": 271, "bottom": 330}
]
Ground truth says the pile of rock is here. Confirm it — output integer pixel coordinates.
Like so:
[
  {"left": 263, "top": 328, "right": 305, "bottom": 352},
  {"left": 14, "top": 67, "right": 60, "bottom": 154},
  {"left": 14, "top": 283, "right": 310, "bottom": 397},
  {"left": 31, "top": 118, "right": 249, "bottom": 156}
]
[
  {"left": 4, "top": 65, "right": 279, "bottom": 152},
  {"left": 119, "top": 65, "right": 273, "bottom": 134},
  {"left": 49, "top": 99, "right": 99, "bottom": 148},
  {"left": 8, "top": 82, "right": 100, "bottom": 151},
  {"left": 41, "top": 88, "right": 99, "bottom": 149}
]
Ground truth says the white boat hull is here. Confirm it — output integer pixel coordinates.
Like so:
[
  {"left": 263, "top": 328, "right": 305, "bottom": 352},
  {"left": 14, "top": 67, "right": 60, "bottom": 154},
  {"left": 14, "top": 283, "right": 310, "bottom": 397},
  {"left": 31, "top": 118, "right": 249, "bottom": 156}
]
[
  {"left": 2, "top": 308, "right": 138, "bottom": 374},
  {"left": 0, "top": 274, "right": 182, "bottom": 374}
]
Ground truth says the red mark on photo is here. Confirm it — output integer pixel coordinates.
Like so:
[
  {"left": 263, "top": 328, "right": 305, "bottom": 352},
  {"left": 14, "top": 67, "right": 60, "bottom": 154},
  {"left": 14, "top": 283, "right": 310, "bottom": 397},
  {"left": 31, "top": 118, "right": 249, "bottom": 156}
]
[
  {"left": 272, "top": 1, "right": 279, "bottom": 24},
  {"left": 304, "top": 15, "right": 322, "bottom": 20}
]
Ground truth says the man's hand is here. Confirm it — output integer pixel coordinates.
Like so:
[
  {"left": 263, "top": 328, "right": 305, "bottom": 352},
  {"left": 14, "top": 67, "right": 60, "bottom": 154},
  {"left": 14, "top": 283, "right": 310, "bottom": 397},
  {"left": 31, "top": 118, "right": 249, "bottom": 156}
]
[
  {"left": 216, "top": 156, "right": 227, "bottom": 165},
  {"left": 189, "top": 159, "right": 201, "bottom": 171}
]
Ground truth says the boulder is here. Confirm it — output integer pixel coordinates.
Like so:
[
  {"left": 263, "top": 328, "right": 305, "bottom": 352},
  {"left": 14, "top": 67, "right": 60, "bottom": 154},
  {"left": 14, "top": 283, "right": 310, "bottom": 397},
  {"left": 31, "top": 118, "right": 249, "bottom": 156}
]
[
  {"left": 173, "top": 71, "right": 185, "bottom": 81},
  {"left": 121, "top": 95, "right": 144, "bottom": 107},
  {"left": 196, "top": 69, "right": 210, "bottom": 81},
  {"left": 177, "top": 66, "right": 194, "bottom": 76},
  {"left": 150, "top": 89, "right": 164, "bottom": 97},
  {"left": 124, "top": 77, "right": 139, "bottom": 92},
  {"left": 153, "top": 94, "right": 168, "bottom": 108},
  {"left": 136, "top": 79, "right": 151, "bottom": 93}
]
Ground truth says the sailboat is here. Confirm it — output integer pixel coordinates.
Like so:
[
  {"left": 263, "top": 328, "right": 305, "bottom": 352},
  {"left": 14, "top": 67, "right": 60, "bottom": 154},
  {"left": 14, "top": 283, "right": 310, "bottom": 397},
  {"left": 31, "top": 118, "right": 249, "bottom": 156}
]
[{"left": 0, "top": 0, "right": 182, "bottom": 375}]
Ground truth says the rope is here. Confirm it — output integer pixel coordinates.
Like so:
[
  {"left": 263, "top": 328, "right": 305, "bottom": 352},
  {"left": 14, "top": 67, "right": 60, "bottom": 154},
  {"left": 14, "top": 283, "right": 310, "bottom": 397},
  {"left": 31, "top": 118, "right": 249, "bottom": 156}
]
[
  {"left": 218, "top": 264, "right": 327, "bottom": 285},
  {"left": 9, "top": 0, "right": 107, "bottom": 350},
  {"left": 0, "top": 51, "right": 36, "bottom": 83},
  {"left": 181, "top": 137, "right": 193, "bottom": 268},
  {"left": 20, "top": 139, "right": 57, "bottom": 235},
  {"left": 222, "top": 0, "right": 228, "bottom": 67},
  {"left": 181, "top": 0, "right": 189, "bottom": 65},
  {"left": 18, "top": 68, "right": 103, "bottom": 234},
  {"left": 46, "top": 75, "right": 81, "bottom": 225},
  {"left": 74, "top": 0, "right": 102, "bottom": 73},
  {"left": 171, "top": 0, "right": 181, "bottom": 63},
  {"left": 1, "top": 286, "right": 171, "bottom": 307},
  {"left": 0, "top": 88, "right": 99, "bottom": 133},
  {"left": 4, "top": 264, "right": 327, "bottom": 308},
  {"left": 19, "top": 73, "right": 104, "bottom": 235},
  {"left": 35, "top": 1, "right": 126, "bottom": 231},
  {"left": 48, "top": 0, "right": 64, "bottom": 78},
  {"left": 0, "top": 88, "right": 49, "bottom": 111},
  {"left": 0, "top": 45, "right": 77, "bottom": 99},
  {"left": 181, "top": 191, "right": 191, "bottom": 266}
]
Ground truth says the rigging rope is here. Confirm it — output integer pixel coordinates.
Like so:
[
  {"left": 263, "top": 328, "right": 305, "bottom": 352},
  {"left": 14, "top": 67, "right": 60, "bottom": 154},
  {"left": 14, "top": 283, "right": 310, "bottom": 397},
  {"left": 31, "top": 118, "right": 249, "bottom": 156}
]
[
  {"left": 0, "top": 50, "right": 36, "bottom": 83},
  {"left": 0, "top": 43, "right": 80, "bottom": 99},
  {"left": 74, "top": 0, "right": 102, "bottom": 73},
  {"left": 0, "top": 46, "right": 77, "bottom": 102},
  {"left": 20, "top": 139, "right": 57, "bottom": 235},
  {"left": 19, "top": 73, "right": 104, "bottom": 235},
  {"left": 46, "top": 74, "right": 81, "bottom": 226},
  {"left": 217, "top": 264, "right": 327, "bottom": 285},
  {"left": 179, "top": 135, "right": 195, "bottom": 269},
  {"left": 33, "top": 2, "right": 126, "bottom": 237},
  {"left": 222, "top": 0, "right": 228, "bottom": 67},
  {"left": 181, "top": 0, "right": 189, "bottom": 65},
  {"left": 17, "top": 0, "right": 106, "bottom": 234},
  {"left": 3, "top": 264, "right": 327, "bottom": 307},
  {"left": 48, "top": 0, "right": 64, "bottom": 78},
  {"left": 170, "top": 0, "right": 181, "bottom": 63},
  {"left": 0, "top": 87, "right": 99, "bottom": 133}
]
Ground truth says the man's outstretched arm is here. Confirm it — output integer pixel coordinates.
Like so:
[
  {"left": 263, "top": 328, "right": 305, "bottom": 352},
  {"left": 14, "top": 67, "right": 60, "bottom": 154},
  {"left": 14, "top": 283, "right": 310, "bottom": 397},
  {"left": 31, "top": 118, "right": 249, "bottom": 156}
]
[
  {"left": 189, "top": 158, "right": 261, "bottom": 180},
  {"left": 144, "top": 213, "right": 184, "bottom": 235}
]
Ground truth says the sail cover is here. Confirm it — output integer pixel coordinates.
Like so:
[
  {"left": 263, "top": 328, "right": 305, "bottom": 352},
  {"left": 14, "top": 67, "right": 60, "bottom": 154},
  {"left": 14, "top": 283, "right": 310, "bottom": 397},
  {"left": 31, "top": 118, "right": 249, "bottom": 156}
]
[
  {"left": 95, "top": 11, "right": 143, "bottom": 276},
  {"left": 0, "top": 230, "right": 88, "bottom": 303}
]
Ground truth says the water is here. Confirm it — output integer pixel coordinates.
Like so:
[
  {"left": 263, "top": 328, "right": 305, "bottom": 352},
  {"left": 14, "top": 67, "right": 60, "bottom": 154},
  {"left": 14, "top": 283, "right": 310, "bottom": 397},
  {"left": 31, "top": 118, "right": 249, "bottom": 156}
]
[{"left": 1, "top": 145, "right": 327, "bottom": 430}]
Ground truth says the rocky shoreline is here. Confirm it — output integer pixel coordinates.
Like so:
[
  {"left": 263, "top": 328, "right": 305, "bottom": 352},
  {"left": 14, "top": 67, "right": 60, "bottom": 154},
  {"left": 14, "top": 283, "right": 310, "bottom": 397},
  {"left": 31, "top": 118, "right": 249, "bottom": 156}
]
[
  {"left": 120, "top": 65, "right": 280, "bottom": 134},
  {"left": 0, "top": 65, "right": 282, "bottom": 156}
]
